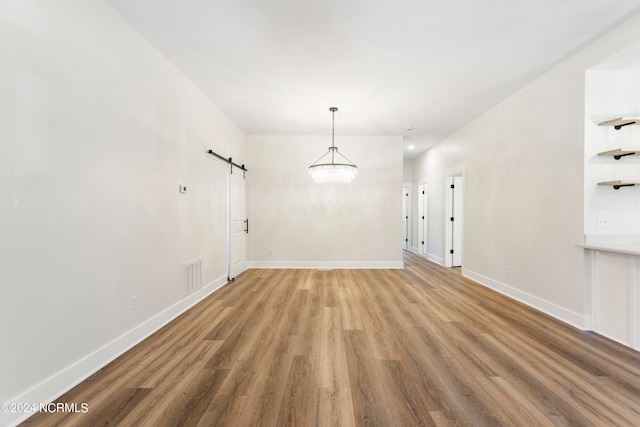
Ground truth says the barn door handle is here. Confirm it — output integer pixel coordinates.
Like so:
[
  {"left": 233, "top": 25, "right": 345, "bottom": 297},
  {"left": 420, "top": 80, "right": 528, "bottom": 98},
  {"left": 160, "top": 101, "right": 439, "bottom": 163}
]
[{"left": 244, "top": 219, "right": 249, "bottom": 233}]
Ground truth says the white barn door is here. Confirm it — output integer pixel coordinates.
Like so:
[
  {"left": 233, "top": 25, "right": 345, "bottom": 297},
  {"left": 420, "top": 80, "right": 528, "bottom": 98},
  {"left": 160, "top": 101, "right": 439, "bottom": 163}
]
[{"left": 228, "top": 168, "right": 247, "bottom": 280}]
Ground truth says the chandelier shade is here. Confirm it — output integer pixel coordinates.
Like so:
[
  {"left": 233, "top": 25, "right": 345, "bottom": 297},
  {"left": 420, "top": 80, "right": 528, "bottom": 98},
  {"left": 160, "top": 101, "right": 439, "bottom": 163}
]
[{"left": 308, "top": 107, "right": 358, "bottom": 184}]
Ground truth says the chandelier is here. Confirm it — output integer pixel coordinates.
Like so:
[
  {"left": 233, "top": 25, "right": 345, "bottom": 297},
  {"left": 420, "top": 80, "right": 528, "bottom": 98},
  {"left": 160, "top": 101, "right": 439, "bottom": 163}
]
[{"left": 308, "top": 107, "right": 358, "bottom": 183}]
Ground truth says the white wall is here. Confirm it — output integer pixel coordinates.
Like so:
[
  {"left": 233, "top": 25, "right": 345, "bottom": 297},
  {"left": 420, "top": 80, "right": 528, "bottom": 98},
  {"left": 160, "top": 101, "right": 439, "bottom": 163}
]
[
  {"left": 0, "top": 1, "right": 245, "bottom": 422},
  {"left": 247, "top": 135, "right": 403, "bottom": 268},
  {"left": 411, "top": 10, "right": 640, "bottom": 328},
  {"left": 403, "top": 159, "right": 413, "bottom": 183}
]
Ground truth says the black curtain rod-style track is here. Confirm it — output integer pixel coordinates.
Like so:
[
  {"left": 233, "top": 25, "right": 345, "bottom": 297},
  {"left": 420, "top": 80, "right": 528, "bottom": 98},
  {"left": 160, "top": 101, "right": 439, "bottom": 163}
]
[{"left": 207, "top": 149, "right": 247, "bottom": 173}]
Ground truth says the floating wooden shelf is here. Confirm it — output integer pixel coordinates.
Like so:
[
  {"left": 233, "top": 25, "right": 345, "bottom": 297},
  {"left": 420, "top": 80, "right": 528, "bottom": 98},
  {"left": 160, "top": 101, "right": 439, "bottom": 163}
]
[
  {"left": 598, "top": 180, "right": 640, "bottom": 190},
  {"left": 598, "top": 117, "right": 640, "bottom": 130},
  {"left": 598, "top": 148, "right": 640, "bottom": 160}
]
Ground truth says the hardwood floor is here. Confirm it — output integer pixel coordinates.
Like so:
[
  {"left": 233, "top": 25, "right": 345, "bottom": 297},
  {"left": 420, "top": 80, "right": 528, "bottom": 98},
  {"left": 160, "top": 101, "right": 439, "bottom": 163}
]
[{"left": 22, "top": 253, "right": 640, "bottom": 426}]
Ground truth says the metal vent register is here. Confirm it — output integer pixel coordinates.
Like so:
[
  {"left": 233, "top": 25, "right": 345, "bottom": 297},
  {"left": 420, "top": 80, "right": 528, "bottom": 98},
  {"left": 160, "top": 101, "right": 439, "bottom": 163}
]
[{"left": 181, "top": 258, "right": 202, "bottom": 298}]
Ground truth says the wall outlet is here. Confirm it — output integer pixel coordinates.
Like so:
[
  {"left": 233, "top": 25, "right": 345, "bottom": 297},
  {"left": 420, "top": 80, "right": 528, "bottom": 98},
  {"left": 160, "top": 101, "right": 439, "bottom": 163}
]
[
  {"left": 506, "top": 265, "right": 512, "bottom": 276},
  {"left": 597, "top": 216, "right": 610, "bottom": 228},
  {"left": 131, "top": 295, "right": 138, "bottom": 311}
]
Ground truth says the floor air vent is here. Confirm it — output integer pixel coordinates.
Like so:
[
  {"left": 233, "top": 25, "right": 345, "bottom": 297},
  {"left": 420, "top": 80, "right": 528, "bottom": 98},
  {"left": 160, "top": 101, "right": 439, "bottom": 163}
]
[{"left": 181, "top": 258, "right": 202, "bottom": 298}]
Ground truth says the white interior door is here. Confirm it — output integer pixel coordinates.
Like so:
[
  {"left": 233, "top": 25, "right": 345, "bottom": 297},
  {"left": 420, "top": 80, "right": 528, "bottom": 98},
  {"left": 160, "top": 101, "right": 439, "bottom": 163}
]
[
  {"left": 418, "top": 184, "right": 428, "bottom": 256},
  {"left": 402, "top": 187, "right": 409, "bottom": 250},
  {"left": 452, "top": 176, "right": 463, "bottom": 267},
  {"left": 228, "top": 168, "right": 247, "bottom": 280}
]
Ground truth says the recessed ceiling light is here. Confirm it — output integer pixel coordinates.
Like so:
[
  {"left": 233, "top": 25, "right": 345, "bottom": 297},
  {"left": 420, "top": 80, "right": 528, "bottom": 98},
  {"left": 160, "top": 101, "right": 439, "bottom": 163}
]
[{"left": 408, "top": 145, "right": 415, "bottom": 149}]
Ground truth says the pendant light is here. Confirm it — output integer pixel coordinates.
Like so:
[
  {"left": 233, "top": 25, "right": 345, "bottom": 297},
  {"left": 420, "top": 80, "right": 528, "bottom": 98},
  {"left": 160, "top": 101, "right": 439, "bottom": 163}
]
[{"left": 308, "top": 107, "right": 358, "bottom": 183}]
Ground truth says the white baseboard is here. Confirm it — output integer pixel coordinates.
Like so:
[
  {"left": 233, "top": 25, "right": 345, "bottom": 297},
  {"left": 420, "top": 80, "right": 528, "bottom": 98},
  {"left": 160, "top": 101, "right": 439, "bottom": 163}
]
[
  {"left": 247, "top": 260, "right": 404, "bottom": 269},
  {"left": 427, "top": 253, "right": 445, "bottom": 266},
  {"left": 2, "top": 275, "right": 228, "bottom": 427},
  {"left": 462, "top": 268, "right": 584, "bottom": 330}
]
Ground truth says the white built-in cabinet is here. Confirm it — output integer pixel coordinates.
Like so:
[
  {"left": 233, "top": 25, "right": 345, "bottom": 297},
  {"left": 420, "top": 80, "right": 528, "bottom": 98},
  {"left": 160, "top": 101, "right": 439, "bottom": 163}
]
[
  {"left": 580, "top": 244, "right": 640, "bottom": 350},
  {"left": 579, "top": 113, "right": 640, "bottom": 350}
]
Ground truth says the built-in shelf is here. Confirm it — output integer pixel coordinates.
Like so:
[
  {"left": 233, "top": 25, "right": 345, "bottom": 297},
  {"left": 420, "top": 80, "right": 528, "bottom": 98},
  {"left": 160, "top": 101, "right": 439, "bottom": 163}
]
[
  {"left": 598, "top": 117, "right": 640, "bottom": 130},
  {"left": 598, "top": 180, "right": 640, "bottom": 190},
  {"left": 598, "top": 148, "right": 640, "bottom": 160}
]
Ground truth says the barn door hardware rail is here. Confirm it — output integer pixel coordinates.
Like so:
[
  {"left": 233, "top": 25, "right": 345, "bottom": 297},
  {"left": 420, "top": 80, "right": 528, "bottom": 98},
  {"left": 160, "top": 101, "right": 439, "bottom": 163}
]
[{"left": 207, "top": 149, "right": 247, "bottom": 176}]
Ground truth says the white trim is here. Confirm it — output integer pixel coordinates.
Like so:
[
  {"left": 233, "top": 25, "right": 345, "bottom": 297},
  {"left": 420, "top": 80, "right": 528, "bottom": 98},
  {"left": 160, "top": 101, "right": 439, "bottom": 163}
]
[
  {"left": 247, "top": 261, "right": 404, "bottom": 269},
  {"left": 427, "top": 253, "right": 445, "bottom": 265},
  {"left": 410, "top": 246, "right": 419, "bottom": 254},
  {"left": 444, "top": 163, "right": 466, "bottom": 178},
  {"left": 2, "top": 275, "right": 229, "bottom": 427},
  {"left": 462, "top": 268, "right": 584, "bottom": 330}
]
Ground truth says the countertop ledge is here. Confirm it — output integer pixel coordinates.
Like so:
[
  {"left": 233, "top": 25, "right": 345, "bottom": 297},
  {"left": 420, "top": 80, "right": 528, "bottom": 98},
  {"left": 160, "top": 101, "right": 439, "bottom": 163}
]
[{"left": 577, "top": 243, "right": 640, "bottom": 256}]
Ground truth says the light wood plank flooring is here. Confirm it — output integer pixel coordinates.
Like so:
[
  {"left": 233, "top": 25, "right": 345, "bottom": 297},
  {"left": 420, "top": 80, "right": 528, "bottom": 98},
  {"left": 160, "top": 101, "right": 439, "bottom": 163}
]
[{"left": 22, "top": 253, "right": 640, "bottom": 426}]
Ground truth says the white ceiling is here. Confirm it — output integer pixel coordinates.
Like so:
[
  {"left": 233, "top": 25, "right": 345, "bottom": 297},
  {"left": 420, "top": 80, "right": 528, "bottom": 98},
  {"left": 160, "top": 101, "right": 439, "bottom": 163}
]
[{"left": 107, "top": 0, "right": 640, "bottom": 158}]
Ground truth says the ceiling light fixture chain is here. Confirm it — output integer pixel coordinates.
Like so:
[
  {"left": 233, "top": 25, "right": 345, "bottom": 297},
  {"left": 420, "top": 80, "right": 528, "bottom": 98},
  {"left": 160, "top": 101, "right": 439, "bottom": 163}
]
[{"left": 308, "top": 107, "right": 358, "bottom": 184}]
